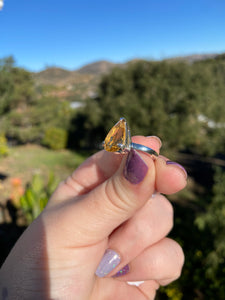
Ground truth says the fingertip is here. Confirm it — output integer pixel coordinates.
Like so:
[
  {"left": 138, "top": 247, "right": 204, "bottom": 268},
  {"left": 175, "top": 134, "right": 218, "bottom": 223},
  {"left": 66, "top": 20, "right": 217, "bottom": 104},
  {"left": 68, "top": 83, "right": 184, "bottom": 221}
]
[
  {"left": 155, "top": 156, "right": 187, "bottom": 195},
  {"left": 146, "top": 136, "right": 162, "bottom": 149},
  {"left": 166, "top": 160, "right": 187, "bottom": 180}
]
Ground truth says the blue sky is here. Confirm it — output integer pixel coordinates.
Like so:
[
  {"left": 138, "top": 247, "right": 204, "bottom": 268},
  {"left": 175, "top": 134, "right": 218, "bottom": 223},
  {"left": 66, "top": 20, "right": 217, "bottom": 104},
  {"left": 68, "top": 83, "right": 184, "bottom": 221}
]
[{"left": 1, "top": 0, "right": 225, "bottom": 71}]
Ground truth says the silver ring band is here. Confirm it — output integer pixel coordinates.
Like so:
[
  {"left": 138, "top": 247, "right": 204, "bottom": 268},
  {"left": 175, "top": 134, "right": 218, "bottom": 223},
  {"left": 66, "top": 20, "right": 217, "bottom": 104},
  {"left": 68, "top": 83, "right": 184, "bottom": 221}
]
[{"left": 131, "top": 143, "right": 158, "bottom": 156}]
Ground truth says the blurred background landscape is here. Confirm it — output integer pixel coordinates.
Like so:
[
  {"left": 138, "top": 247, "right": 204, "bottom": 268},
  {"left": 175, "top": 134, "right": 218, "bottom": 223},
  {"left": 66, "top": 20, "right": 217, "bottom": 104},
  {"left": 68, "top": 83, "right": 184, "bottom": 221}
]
[{"left": 1, "top": 1, "right": 225, "bottom": 299}]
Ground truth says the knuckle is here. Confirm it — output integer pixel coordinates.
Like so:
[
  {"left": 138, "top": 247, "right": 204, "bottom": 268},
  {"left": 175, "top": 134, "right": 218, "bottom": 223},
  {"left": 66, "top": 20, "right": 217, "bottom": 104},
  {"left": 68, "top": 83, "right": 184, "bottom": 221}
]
[
  {"left": 170, "top": 239, "right": 185, "bottom": 279},
  {"left": 104, "top": 176, "right": 135, "bottom": 213},
  {"left": 160, "top": 195, "right": 174, "bottom": 217},
  {"left": 164, "top": 197, "right": 174, "bottom": 216},
  {"left": 136, "top": 218, "right": 156, "bottom": 245},
  {"left": 175, "top": 249, "right": 185, "bottom": 278},
  {"left": 160, "top": 195, "right": 174, "bottom": 232},
  {"left": 125, "top": 196, "right": 174, "bottom": 246},
  {"left": 65, "top": 175, "right": 84, "bottom": 194},
  {"left": 128, "top": 218, "right": 150, "bottom": 244}
]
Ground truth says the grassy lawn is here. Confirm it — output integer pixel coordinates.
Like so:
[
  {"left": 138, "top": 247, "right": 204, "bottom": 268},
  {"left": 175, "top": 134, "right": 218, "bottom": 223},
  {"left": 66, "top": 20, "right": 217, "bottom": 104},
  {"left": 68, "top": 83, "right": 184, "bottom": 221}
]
[{"left": 0, "top": 144, "right": 87, "bottom": 203}]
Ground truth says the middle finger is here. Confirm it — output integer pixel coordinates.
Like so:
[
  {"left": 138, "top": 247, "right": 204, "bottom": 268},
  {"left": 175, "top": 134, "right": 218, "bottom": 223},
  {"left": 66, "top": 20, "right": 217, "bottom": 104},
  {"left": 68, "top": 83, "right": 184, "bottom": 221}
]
[{"left": 107, "top": 193, "right": 173, "bottom": 277}]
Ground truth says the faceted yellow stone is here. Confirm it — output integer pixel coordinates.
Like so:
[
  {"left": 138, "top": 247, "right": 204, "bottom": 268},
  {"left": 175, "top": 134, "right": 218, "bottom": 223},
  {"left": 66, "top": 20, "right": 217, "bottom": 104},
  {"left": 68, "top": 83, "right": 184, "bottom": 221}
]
[{"left": 104, "top": 118, "right": 126, "bottom": 152}]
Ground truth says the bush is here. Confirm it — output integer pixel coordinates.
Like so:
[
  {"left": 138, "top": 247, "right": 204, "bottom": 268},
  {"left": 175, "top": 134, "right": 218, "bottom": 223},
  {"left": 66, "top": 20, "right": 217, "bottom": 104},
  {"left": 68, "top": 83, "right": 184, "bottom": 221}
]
[
  {"left": 42, "top": 127, "right": 68, "bottom": 150},
  {"left": 0, "top": 133, "right": 9, "bottom": 157},
  {"left": 20, "top": 173, "right": 58, "bottom": 224}
]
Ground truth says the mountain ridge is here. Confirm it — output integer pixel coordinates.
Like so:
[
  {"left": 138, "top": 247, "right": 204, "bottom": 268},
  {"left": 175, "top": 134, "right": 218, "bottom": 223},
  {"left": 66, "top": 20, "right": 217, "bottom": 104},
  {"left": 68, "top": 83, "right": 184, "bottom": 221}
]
[
  {"left": 32, "top": 60, "right": 118, "bottom": 86},
  {"left": 33, "top": 53, "right": 222, "bottom": 87}
]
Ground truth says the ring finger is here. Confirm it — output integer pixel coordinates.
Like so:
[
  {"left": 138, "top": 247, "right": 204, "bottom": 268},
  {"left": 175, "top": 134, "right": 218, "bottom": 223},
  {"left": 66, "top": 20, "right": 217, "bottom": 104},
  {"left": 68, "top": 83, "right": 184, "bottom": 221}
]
[{"left": 115, "top": 237, "right": 184, "bottom": 286}]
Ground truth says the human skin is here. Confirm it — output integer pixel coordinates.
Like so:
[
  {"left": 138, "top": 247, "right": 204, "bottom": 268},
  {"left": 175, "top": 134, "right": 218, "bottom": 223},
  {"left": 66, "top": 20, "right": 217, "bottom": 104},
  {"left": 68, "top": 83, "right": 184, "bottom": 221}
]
[{"left": 0, "top": 136, "right": 186, "bottom": 300}]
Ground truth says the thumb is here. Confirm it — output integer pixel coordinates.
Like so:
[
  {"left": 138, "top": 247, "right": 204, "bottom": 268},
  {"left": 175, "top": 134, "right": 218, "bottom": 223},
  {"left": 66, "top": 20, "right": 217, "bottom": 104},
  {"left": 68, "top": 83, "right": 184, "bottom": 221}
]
[{"left": 61, "top": 149, "right": 156, "bottom": 246}]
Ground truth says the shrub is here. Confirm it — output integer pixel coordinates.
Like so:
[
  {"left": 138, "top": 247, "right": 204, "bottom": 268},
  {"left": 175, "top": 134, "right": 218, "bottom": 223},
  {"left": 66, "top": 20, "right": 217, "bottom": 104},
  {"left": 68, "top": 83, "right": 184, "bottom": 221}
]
[
  {"left": 20, "top": 173, "right": 58, "bottom": 224},
  {"left": 42, "top": 127, "right": 68, "bottom": 150},
  {"left": 0, "top": 133, "right": 9, "bottom": 157}
]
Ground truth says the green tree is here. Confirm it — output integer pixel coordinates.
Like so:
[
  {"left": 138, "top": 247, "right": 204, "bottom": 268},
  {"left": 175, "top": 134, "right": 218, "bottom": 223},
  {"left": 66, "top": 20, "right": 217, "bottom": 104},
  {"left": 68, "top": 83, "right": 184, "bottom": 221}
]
[
  {"left": 194, "top": 167, "right": 225, "bottom": 298},
  {"left": 69, "top": 59, "right": 225, "bottom": 155},
  {"left": 0, "top": 56, "right": 35, "bottom": 114},
  {"left": 0, "top": 56, "right": 73, "bottom": 144},
  {"left": 0, "top": 56, "right": 15, "bottom": 115}
]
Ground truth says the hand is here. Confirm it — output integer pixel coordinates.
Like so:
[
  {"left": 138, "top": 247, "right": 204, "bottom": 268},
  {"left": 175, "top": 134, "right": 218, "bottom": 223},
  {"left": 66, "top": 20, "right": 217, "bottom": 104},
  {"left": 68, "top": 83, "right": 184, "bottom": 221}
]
[{"left": 0, "top": 136, "right": 187, "bottom": 300}]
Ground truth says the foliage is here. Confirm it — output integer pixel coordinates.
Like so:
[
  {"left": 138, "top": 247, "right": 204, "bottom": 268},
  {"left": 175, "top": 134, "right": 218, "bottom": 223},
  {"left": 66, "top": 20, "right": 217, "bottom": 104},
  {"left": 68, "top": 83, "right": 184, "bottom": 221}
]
[
  {"left": 20, "top": 173, "right": 58, "bottom": 224},
  {"left": 194, "top": 167, "right": 225, "bottom": 298},
  {"left": 160, "top": 282, "right": 183, "bottom": 300},
  {"left": 157, "top": 167, "right": 225, "bottom": 300},
  {"left": 42, "top": 127, "right": 68, "bottom": 150},
  {"left": 1, "top": 96, "right": 73, "bottom": 144},
  {"left": 0, "top": 56, "right": 35, "bottom": 115},
  {"left": 0, "top": 56, "right": 73, "bottom": 144},
  {"left": 0, "top": 133, "right": 9, "bottom": 157},
  {"left": 69, "top": 59, "right": 225, "bottom": 156}
]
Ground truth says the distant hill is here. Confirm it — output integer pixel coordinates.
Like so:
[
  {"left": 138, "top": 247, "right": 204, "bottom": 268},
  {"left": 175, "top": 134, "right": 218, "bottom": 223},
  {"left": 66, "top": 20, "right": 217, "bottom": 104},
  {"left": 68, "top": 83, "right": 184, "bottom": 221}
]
[
  {"left": 32, "top": 61, "right": 119, "bottom": 87},
  {"left": 33, "top": 67, "right": 72, "bottom": 85},
  {"left": 33, "top": 53, "right": 223, "bottom": 87},
  {"left": 33, "top": 68, "right": 95, "bottom": 87},
  {"left": 77, "top": 60, "right": 117, "bottom": 75}
]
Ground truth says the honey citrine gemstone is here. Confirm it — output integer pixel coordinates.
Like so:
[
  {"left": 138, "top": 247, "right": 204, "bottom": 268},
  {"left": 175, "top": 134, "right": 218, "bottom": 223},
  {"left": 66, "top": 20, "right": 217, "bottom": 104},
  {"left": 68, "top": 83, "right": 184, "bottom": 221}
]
[{"left": 104, "top": 118, "right": 126, "bottom": 152}]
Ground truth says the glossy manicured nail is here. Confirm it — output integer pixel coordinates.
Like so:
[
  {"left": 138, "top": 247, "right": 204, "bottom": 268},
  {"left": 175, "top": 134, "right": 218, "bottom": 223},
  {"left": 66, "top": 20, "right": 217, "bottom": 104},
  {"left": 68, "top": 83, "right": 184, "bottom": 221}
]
[
  {"left": 147, "top": 136, "right": 162, "bottom": 148},
  {"left": 124, "top": 149, "right": 148, "bottom": 184},
  {"left": 113, "top": 264, "right": 130, "bottom": 277},
  {"left": 127, "top": 281, "right": 145, "bottom": 286},
  {"left": 166, "top": 161, "right": 187, "bottom": 179},
  {"left": 95, "top": 249, "right": 121, "bottom": 278}
]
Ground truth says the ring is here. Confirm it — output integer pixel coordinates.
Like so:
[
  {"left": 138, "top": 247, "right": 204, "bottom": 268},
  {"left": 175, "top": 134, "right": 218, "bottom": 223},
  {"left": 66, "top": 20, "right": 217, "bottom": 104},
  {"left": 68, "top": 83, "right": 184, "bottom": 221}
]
[{"left": 103, "top": 118, "right": 159, "bottom": 157}]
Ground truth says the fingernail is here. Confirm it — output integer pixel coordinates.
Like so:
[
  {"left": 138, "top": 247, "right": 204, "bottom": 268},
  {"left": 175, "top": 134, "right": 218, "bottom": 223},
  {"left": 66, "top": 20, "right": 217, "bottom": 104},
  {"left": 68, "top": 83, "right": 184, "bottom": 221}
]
[
  {"left": 113, "top": 264, "right": 130, "bottom": 277},
  {"left": 95, "top": 249, "right": 121, "bottom": 278},
  {"left": 127, "top": 281, "right": 145, "bottom": 286},
  {"left": 124, "top": 149, "right": 148, "bottom": 184},
  {"left": 147, "top": 136, "right": 162, "bottom": 148},
  {"left": 166, "top": 161, "right": 187, "bottom": 179}
]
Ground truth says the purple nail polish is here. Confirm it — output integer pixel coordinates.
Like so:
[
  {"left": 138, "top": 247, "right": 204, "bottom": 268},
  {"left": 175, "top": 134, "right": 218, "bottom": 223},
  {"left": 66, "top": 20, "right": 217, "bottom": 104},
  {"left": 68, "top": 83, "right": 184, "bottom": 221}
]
[
  {"left": 166, "top": 161, "right": 187, "bottom": 178},
  {"left": 95, "top": 249, "right": 121, "bottom": 278},
  {"left": 113, "top": 264, "right": 130, "bottom": 277},
  {"left": 124, "top": 149, "right": 148, "bottom": 184}
]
